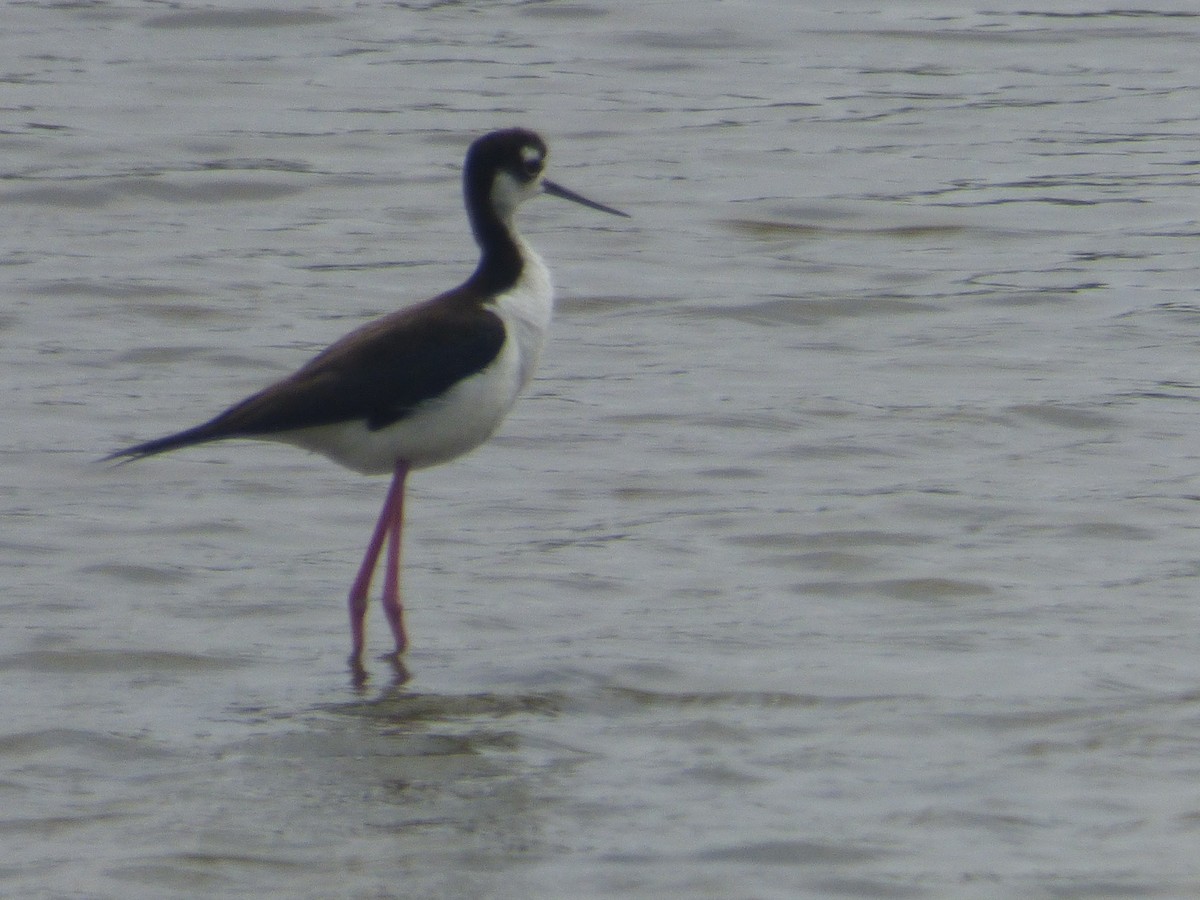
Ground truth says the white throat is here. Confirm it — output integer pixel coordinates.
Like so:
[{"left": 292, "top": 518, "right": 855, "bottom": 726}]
[{"left": 489, "top": 171, "right": 541, "bottom": 225}]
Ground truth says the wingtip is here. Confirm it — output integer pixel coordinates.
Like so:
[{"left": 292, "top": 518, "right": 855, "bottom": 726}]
[
  {"left": 99, "top": 430, "right": 202, "bottom": 466},
  {"left": 99, "top": 448, "right": 142, "bottom": 466}
]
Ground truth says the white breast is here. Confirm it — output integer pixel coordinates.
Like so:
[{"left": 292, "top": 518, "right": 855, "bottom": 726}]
[{"left": 493, "top": 236, "right": 554, "bottom": 389}]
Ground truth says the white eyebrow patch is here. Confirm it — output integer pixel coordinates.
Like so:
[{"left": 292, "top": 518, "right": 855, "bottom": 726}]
[{"left": 520, "top": 144, "right": 544, "bottom": 168}]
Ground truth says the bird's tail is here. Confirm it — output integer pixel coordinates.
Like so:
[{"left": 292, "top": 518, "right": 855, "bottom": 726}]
[{"left": 102, "top": 422, "right": 226, "bottom": 464}]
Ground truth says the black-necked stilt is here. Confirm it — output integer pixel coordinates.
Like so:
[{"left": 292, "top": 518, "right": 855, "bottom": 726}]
[{"left": 107, "top": 128, "right": 628, "bottom": 673}]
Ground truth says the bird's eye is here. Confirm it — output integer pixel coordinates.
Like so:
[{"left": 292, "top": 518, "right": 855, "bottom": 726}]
[{"left": 518, "top": 145, "right": 544, "bottom": 179}]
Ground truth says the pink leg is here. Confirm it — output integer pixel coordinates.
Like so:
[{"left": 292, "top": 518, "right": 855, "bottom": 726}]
[
  {"left": 381, "top": 460, "right": 410, "bottom": 656},
  {"left": 347, "top": 461, "right": 408, "bottom": 663}
]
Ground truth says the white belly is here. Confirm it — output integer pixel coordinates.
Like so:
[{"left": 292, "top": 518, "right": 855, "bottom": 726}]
[
  {"left": 278, "top": 249, "right": 553, "bottom": 476},
  {"left": 278, "top": 337, "right": 525, "bottom": 474}
]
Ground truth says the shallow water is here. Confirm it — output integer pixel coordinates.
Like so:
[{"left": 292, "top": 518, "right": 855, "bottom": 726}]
[{"left": 3, "top": 1, "right": 1200, "bottom": 897}]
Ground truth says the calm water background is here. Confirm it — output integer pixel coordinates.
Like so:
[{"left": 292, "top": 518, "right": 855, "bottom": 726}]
[{"left": 2, "top": 1, "right": 1199, "bottom": 897}]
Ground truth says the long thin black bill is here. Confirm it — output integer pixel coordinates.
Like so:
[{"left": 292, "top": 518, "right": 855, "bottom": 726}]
[{"left": 542, "top": 179, "right": 630, "bottom": 218}]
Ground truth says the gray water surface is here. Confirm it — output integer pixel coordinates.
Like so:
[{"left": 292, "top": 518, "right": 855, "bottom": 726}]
[{"left": 3, "top": 2, "right": 1200, "bottom": 897}]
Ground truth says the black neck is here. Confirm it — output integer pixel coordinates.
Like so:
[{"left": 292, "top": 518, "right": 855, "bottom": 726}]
[{"left": 463, "top": 169, "right": 523, "bottom": 295}]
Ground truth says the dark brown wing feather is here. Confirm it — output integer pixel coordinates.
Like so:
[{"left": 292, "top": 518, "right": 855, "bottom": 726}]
[{"left": 106, "top": 287, "right": 506, "bottom": 462}]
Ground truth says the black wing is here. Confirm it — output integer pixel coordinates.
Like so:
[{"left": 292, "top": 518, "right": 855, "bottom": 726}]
[{"left": 106, "top": 290, "right": 506, "bottom": 462}]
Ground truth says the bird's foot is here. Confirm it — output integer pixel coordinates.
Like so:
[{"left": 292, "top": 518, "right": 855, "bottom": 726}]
[
  {"left": 381, "top": 650, "right": 411, "bottom": 686},
  {"left": 349, "top": 653, "right": 369, "bottom": 690}
]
